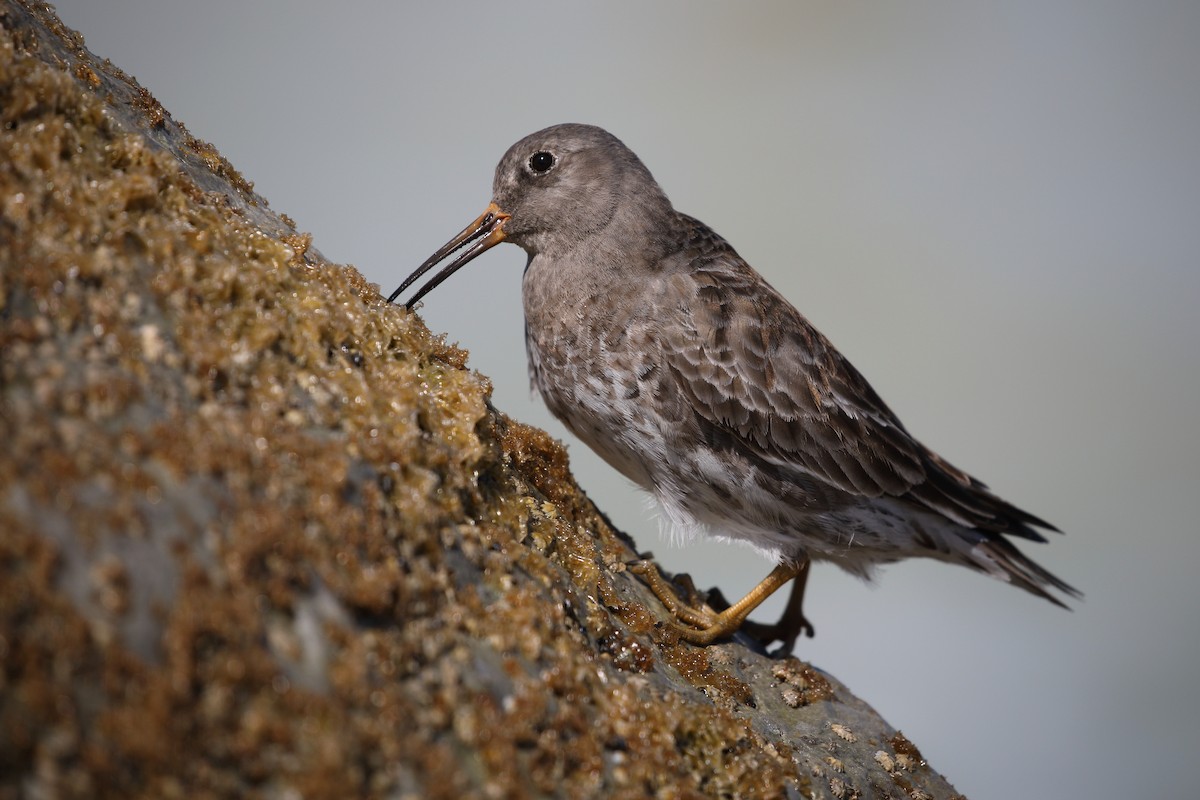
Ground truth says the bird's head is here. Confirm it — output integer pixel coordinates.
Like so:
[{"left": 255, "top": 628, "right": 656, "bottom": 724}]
[{"left": 391, "top": 124, "right": 671, "bottom": 308}]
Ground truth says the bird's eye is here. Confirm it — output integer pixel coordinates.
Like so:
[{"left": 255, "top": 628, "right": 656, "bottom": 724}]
[{"left": 528, "top": 151, "right": 556, "bottom": 174}]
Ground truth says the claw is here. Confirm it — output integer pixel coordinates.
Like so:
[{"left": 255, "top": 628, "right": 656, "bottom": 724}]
[{"left": 630, "top": 559, "right": 809, "bottom": 647}]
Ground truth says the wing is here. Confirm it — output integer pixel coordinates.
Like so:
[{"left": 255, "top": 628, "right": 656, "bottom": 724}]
[{"left": 659, "top": 216, "right": 1055, "bottom": 540}]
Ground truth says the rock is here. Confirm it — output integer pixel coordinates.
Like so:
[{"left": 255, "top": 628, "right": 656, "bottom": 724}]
[{"left": 0, "top": 3, "right": 963, "bottom": 797}]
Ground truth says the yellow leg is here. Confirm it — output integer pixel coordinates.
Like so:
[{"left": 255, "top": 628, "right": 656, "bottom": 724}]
[
  {"left": 630, "top": 560, "right": 805, "bottom": 645},
  {"left": 741, "top": 560, "right": 815, "bottom": 652}
]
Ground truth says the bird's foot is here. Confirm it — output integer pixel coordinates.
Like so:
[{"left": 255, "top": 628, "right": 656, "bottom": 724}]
[
  {"left": 628, "top": 560, "right": 734, "bottom": 643},
  {"left": 740, "top": 615, "right": 814, "bottom": 657},
  {"left": 741, "top": 559, "right": 815, "bottom": 656},
  {"left": 629, "top": 560, "right": 808, "bottom": 649}
]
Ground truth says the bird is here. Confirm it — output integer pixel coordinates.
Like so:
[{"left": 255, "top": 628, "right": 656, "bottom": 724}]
[{"left": 390, "top": 123, "right": 1078, "bottom": 653}]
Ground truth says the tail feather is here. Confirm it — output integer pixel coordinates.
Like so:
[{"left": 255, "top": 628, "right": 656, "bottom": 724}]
[
  {"left": 916, "top": 448, "right": 1061, "bottom": 544},
  {"left": 970, "top": 537, "right": 1081, "bottom": 607}
]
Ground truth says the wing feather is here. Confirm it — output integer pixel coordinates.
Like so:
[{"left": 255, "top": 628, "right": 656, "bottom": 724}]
[{"left": 658, "top": 216, "right": 1056, "bottom": 540}]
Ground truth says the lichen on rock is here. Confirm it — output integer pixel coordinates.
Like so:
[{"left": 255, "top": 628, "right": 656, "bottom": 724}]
[{"left": 0, "top": 2, "right": 964, "bottom": 797}]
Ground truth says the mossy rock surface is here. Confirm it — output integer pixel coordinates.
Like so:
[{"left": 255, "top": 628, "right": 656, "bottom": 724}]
[{"left": 0, "top": 2, "right": 963, "bottom": 797}]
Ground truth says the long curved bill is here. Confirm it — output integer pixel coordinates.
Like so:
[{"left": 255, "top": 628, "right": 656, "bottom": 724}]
[{"left": 388, "top": 202, "right": 511, "bottom": 308}]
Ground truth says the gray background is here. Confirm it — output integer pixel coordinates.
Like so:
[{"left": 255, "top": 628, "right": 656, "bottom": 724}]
[{"left": 52, "top": 2, "right": 1199, "bottom": 797}]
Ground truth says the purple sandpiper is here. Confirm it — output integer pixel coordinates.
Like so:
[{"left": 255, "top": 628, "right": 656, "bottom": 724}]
[{"left": 391, "top": 123, "right": 1078, "bottom": 652}]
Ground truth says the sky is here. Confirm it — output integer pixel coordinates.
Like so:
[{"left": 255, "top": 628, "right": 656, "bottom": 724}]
[{"left": 51, "top": 2, "right": 1200, "bottom": 797}]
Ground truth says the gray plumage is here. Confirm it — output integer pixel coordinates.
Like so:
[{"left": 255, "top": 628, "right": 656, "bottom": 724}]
[{"left": 393, "top": 123, "right": 1078, "bottom": 648}]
